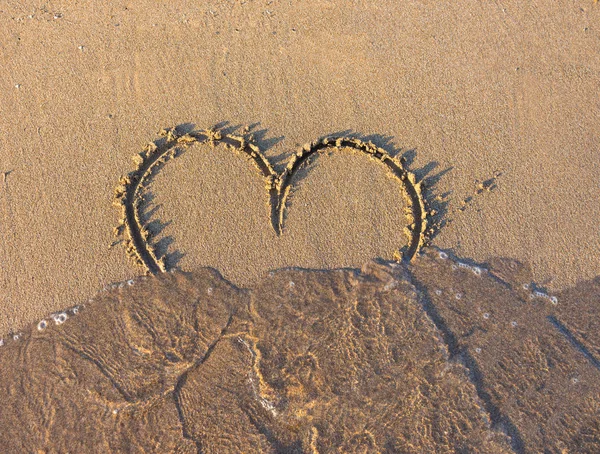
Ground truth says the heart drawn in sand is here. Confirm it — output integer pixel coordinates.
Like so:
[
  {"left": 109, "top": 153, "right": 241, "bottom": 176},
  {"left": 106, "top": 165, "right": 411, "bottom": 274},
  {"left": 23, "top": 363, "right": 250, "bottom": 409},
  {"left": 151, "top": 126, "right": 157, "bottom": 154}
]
[{"left": 113, "top": 126, "right": 429, "bottom": 275}]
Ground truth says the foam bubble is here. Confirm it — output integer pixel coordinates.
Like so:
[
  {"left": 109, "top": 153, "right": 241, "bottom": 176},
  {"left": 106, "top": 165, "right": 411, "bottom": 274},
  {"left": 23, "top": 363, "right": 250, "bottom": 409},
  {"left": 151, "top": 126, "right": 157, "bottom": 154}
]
[
  {"left": 530, "top": 290, "right": 558, "bottom": 305},
  {"left": 439, "top": 252, "right": 448, "bottom": 260},
  {"left": 127, "top": 279, "right": 134, "bottom": 286},
  {"left": 37, "top": 320, "right": 47, "bottom": 331},
  {"left": 54, "top": 313, "right": 68, "bottom": 325}
]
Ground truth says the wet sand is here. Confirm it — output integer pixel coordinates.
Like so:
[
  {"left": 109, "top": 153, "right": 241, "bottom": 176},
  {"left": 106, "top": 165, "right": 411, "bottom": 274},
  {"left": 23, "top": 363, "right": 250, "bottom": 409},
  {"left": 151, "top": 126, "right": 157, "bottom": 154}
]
[{"left": 1, "top": 250, "right": 599, "bottom": 452}]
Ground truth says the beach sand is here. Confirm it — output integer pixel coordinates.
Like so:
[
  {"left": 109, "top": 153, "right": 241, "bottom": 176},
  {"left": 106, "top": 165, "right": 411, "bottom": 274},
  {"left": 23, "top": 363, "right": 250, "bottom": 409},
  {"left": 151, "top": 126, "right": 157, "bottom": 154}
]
[
  {"left": 1, "top": 0, "right": 599, "bottom": 332},
  {"left": 1, "top": 253, "right": 599, "bottom": 452},
  {"left": 1, "top": 0, "right": 599, "bottom": 451}
]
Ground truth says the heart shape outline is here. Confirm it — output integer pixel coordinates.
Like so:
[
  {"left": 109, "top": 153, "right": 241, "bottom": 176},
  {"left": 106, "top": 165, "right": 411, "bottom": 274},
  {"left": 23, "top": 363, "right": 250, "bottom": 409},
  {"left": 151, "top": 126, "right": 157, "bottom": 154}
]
[{"left": 113, "top": 126, "right": 429, "bottom": 274}]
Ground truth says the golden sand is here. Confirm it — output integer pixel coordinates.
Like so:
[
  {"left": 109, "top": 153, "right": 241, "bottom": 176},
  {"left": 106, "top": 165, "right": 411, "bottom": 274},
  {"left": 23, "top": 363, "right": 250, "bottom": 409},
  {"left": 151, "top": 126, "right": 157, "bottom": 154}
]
[
  {"left": 1, "top": 1, "right": 599, "bottom": 450},
  {"left": 1, "top": 1, "right": 599, "bottom": 333}
]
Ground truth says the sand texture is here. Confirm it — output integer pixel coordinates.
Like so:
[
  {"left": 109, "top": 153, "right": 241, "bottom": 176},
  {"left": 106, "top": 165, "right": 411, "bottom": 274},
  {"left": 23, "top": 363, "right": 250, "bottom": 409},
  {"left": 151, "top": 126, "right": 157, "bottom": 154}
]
[
  {"left": 111, "top": 127, "right": 427, "bottom": 280},
  {"left": 1, "top": 0, "right": 599, "bottom": 451},
  {"left": 1, "top": 251, "right": 599, "bottom": 452},
  {"left": 1, "top": 0, "right": 600, "bottom": 333}
]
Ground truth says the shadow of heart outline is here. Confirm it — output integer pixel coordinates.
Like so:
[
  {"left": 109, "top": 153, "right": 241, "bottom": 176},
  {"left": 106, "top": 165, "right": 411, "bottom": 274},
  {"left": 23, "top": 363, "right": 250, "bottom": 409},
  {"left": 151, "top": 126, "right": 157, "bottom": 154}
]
[{"left": 113, "top": 126, "right": 429, "bottom": 274}]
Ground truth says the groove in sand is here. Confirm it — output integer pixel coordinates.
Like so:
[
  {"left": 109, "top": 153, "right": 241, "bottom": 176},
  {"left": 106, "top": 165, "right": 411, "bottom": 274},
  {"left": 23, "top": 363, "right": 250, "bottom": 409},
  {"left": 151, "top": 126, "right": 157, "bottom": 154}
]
[{"left": 113, "top": 126, "right": 430, "bottom": 275}]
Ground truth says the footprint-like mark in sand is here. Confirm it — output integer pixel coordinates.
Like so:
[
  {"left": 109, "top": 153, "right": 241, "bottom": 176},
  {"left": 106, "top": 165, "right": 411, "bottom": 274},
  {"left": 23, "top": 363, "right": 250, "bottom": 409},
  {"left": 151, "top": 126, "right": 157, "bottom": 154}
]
[{"left": 112, "top": 126, "right": 430, "bottom": 274}]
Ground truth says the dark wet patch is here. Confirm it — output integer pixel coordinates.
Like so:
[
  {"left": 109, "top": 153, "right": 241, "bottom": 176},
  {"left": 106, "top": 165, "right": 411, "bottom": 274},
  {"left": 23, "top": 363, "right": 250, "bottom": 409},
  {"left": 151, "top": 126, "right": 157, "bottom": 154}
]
[{"left": 0, "top": 250, "right": 599, "bottom": 452}]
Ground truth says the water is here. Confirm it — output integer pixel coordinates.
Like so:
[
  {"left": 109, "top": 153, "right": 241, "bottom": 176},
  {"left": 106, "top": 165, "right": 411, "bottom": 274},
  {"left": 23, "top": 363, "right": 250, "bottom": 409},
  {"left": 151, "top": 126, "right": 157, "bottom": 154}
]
[{"left": 0, "top": 248, "right": 599, "bottom": 452}]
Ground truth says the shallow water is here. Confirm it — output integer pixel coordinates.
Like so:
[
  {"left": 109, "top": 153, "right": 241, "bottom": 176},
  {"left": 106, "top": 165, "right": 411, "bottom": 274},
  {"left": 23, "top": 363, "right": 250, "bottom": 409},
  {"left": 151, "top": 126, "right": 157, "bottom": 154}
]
[{"left": 0, "top": 248, "right": 598, "bottom": 453}]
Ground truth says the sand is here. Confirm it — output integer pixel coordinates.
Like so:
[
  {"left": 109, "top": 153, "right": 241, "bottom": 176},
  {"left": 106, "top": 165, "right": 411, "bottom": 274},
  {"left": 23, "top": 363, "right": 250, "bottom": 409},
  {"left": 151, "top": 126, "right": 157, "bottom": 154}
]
[
  {"left": 1, "top": 253, "right": 599, "bottom": 452},
  {"left": 1, "top": 0, "right": 600, "bottom": 451},
  {"left": 1, "top": 0, "right": 599, "bottom": 332}
]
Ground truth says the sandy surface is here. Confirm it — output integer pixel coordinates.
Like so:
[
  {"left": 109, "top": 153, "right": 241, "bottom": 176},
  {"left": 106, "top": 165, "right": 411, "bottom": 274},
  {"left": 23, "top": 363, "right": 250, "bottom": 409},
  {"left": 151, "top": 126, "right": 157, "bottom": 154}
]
[
  {"left": 1, "top": 1, "right": 599, "bottom": 334},
  {"left": 2, "top": 254, "right": 599, "bottom": 452}
]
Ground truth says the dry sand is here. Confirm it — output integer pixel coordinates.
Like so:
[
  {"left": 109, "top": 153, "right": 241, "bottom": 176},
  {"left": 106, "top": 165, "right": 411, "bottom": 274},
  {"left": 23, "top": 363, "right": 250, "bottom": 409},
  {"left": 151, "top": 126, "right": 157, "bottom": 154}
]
[{"left": 1, "top": 0, "right": 599, "bottom": 332}]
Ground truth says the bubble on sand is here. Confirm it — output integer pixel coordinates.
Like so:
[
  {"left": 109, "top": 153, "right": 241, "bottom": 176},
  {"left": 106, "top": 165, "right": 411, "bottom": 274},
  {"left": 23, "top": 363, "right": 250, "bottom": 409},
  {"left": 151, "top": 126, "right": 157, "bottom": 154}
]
[
  {"left": 530, "top": 290, "right": 558, "bottom": 305},
  {"left": 37, "top": 320, "right": 47, "bottom": 331},
  {"left": 511, "top": 321, "right": 518, "bottom": 327},
  {"left": 455, "top": 293, "right": 462, "bottom": 300},
  {"left": 127, "top": 280, "right": 134, "bottom": 286},
  {"left": 435, "top": 289, "right": 442, "bottom": 296},
  {"left": 523, "top": 284, "right": 530, "bottom": 290},
  {"left": 0, "top": 339, "right": 3, "bottom": 347},
  {"left": 207, "top": 287, "right": 213, "bottom": 295},
  {"left": 439, "top": 251, "right": 448, "bottom": 260},
  {"left": 472, "top": 267, "right": 482, "bottom": 276},
  {"left": 53, "top": 313, "right": 68, "bottom": 325},
  {"left": 475, "top": 348, "right": 482, "bottom": 354},
  {"left": 289, "top": 281, "right": 295, "bottom": 288},
  {"left": 483, "top": 313, "right": 490, "bottom": 320}
]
